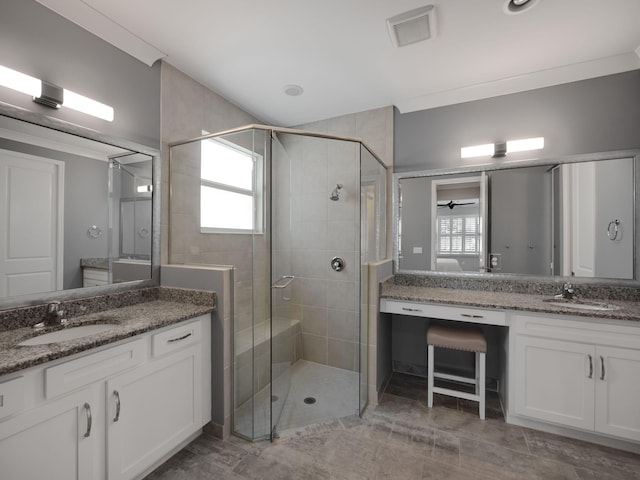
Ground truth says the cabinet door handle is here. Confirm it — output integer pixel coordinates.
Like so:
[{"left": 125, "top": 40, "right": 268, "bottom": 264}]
[
  {"left": 600, "top": 356, "right": 606, "bottom": 381},
  {"left": 83, "top": 403, "right": 92, "bottom": 438},
  {"left": 168, "top": 332, "right": 192, "bottom": 343},
  {"left": 587, "top": 354, "right": 593, "bottom": 379},
  {"left": 113, "top": 390, "right": 121, "bottom": 422},
  {"left": 460, "top": 313, "right": 484, "bottom": 319},
  {"left": 401, "top": 307, "right": 422, "bottom": 312}
]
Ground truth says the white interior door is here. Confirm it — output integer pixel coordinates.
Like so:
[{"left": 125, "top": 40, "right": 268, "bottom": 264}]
[{"left": 0, "top": 149, "right": 64, "bottom": 297}]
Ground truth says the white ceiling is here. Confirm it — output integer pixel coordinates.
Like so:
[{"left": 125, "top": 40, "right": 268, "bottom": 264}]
[{"left": 37, "top": 0, "right": 640, "bottom": 127}]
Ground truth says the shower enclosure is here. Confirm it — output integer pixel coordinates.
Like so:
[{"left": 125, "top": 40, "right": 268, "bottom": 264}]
[{"left": 169, "top": 125, "right": 386, "bottom": 440}]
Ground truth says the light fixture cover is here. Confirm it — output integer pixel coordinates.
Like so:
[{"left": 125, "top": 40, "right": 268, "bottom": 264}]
[
  {"left": 0, "top": 65, "right": 41, "bottom": 97},
  {"left": 461, "top": 143, "right": 494, "bottom": 159},
  {"left": 460, "top": 137, "right": 544, "bottom": 159},
  {"left": 387, "top": 5, "right": 436, "bottom": 48},
  {"left": 63, "top": 89, "right": 114, "bottom": 122},
  {"left": 507, "top": 137, "right": 544, "bottom": 153}
]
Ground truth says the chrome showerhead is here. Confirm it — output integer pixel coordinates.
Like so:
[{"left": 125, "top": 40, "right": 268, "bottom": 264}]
[{"left": 330, "top": 184, "right": 343, "bottom": 201}]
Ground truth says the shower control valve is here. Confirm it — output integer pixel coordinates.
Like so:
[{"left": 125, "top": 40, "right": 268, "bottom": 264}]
[{"left": 331, "top": 257, "right": 345, "bottom": 272}]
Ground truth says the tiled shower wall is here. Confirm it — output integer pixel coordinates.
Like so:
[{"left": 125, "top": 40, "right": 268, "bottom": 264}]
[
  {"left": 161, "top": 63, "right": 261, "bottom": 437},
  {"left": 161, "top": 59, "right": 394, "bottom": 431},
  {"left": 273, "top": 133, "right": 361, "bottom": 371}
]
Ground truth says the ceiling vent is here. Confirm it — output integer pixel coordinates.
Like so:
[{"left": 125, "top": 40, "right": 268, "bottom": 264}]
[{"left": 387, "top": 5, "right": 436, "bottom": 48}]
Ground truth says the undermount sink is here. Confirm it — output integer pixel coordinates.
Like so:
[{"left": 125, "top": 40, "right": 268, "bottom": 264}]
[
  {"left": 18, "top": 324, "right": 117, "bottom": 346},
  {"left": 543, "top": 298, "right": 621, "bottom": 312}
]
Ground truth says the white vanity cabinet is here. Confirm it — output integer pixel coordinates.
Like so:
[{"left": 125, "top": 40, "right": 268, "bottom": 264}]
[
  {"left": 0, "top": 314, "right": 211, "bottom": 480},
  {"left": 106, "top": 321, "right": 203, "bottom": 480},
  {"left": 512, "top": 313, "right": 640, "bottom": 443},
  {"left": 0, "top": 386, "right": 99, "bottom": 480}
]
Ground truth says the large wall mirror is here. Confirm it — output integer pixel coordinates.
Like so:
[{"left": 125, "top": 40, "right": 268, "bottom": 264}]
[
  {"left": 0, "top": 109, "right": 160, "bottom": 309},
  {"left": 394, "top": 151, "right": 640, "bottom": 282}
]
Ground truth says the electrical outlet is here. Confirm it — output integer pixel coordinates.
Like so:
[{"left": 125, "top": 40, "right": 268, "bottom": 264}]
[{"left": 490, "top": 253, "right": 501, "bottom": 271}]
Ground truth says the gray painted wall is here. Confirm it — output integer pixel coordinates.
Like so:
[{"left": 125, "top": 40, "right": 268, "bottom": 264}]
[
  {"left": 64, "top": 156, "right": 109, "bottom": 289},
  {"left": 0, "top": 0, "right": 161, "bottom": 148},
  {"left": 394, "top": 70, "right": 640, "bottom": 172},
  {"left": 489, "top": 166, "right": 552, "bottom": 275},
  {"left": 594, "top": 158, "right": 634, "bottom": 278},
  {"left": 392, "top": 70, "right": 640, "bottom": 378}
]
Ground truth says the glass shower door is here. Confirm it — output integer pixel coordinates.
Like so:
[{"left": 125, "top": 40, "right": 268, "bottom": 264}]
[{"left": 269, "top": 133, "right": 294, "bottom": 437}]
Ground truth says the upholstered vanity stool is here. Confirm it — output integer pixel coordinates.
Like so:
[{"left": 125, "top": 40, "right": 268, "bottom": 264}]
[{"left": 427, "top": 324, "right": 487, "bottom": 419}]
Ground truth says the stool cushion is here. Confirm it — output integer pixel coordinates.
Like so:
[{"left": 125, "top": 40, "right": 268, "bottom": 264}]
[{"left": 427, "top": 324, "right": 487, "bottom": 353}]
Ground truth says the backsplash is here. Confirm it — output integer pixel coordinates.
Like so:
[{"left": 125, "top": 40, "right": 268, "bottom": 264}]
[
  {"left": 392, "top": 274, "right": 640, "bottom": 302},
  {"left": 0, "top": 287, "right": 215, "bottom": 332}
]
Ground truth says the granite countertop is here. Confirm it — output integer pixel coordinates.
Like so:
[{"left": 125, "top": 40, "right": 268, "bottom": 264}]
[
  {"left": 0, "top": 287, "right": 215, "bottom": 377},
  {"left": 381, "top": 281, "right": 640, "bottom": 323},
  {"left": 80, "top": 257, "right": 110, "bottom": 270}
]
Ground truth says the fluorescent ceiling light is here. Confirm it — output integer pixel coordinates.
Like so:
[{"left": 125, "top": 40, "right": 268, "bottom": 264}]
[
  {"left": 63, "top": 89, "right": 114, "bottom": 122},
  {"left": 506, "top": 137, "right": 544, "bottom": 153},
  {"left": 461, "top": 143, "right": 494, "bottom": 159},
  {"left": 0, "top": 65, "right": 41, "bottom": 97},
  {"left": 0, "top": 64, "right": 114, "bottom": 122},
  {"left": 461, "top": 137, "right": 544, "bottom": 158}
]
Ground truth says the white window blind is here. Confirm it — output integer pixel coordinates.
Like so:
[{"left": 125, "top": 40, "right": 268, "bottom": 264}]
[{"left": 437, "top": 214, "right": 480, "bottom": 254}]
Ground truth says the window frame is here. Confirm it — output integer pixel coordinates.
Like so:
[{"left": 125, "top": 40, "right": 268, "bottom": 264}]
[
  {"left": 200, "top": 136, "right": 264, "bottom": 235},
  {"left": 436, "top": 212, "right": 480, "bottom": 255}
]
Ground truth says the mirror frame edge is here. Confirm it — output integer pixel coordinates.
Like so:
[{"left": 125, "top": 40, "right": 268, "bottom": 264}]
[
  {"left": 0, "top": 103, "right": 161, "bottom": 310},
  {"left": 392, "top": 149, "right": 640, "bottom": 286}
]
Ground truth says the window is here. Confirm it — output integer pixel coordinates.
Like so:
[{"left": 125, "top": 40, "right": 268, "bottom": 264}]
[
  {"left": 200, "top": 137, "right": 263, "bottom": 233},
  {"left": 437, "top": 214, "right": 480, "bottom": 254}
]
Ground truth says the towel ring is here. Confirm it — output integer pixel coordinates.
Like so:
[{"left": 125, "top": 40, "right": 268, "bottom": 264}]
[
  {"left": 87, "top": 225, "right": 102, "bottom": 239},
  {"left": 607, "top": 219, "right": 620, "bottom": 241}
]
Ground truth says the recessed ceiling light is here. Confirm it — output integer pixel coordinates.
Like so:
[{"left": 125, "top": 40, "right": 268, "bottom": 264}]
[
  {"left": 503, "top": 0, "right": 539, "bottom": 15},
  {"left": 283, "top": 84, "right": 304, "bottom": 96}
]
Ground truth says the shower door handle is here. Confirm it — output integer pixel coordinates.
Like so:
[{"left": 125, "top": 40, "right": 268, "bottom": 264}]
[{"left": 272, "top": 276, "right": 295, "bottom": 289}]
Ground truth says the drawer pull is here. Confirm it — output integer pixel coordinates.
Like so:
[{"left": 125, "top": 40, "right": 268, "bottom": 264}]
[
  {"left": 600, "top": 356, "right": 606, "bottom": 381},
  {"left": 401, "top": 307, "right": 422, "bottom": 312},
  {"left": 168, "top": 332, "right": 192, "bottom": 343},
  {"left": 460, "top": 313, "right": 484, "bottom": 319},
  {"left": 587, "top": 354, "right": 593, "bottom": 379},
  {"left": 113, "top": 390, "right": 121, "bottom": 422},
  {"left": 84, "top": 403, "right": 92, "bottom": 438},
  {"left": 0, "top": 394, "right": 3, "bottom": 407}
]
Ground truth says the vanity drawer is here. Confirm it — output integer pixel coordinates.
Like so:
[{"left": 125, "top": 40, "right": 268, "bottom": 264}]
[
  {"left": 45, "top": 338, "right": 146, "bottom": 399},
  {"left": 152, "top": 320, "right": 201, "bottom": 358},
  {"left": 0, "top": 376, "right": 24, "bottom": 420},
  {"left": 381, "top": 299, "right": 506, "bottom": 326}
]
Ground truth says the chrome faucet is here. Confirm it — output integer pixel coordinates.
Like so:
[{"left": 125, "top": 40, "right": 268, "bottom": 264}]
[
  {"left": 561, "top": 282, "right": 575, "bottom": 300},
  {"left": 34, "top": 301, "right": 67, "bottom": 328}
]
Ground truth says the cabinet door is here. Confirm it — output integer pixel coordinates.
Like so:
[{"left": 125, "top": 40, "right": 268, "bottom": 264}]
[
  {"left": 514, "top": 335, "right": 595, "bottom": 430},
  {"left": 0, "top": 389, "right": 96, "bottom": 480},
  {"left": 106, "top": 346, "right": 201, "bottom": 480},
  {"left": 595, "top": 346, "right": 640, "bottom": 441}
]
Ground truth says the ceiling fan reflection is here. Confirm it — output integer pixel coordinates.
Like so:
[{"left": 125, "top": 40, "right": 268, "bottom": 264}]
[{"left": 437, "top": 200, "right": 478, "bottom": 209}]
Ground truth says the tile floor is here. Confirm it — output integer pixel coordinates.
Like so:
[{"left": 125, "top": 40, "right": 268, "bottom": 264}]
[{"left": 145, "top": 373, "right": 640, "bottom": 479}]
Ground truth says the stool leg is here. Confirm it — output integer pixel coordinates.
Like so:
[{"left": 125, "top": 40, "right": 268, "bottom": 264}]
[
  {"left": 427, "top": 344, "right": 434, "bottom": 408},
  {"left": 479, "top": 352, "right": 486, "bottom": 420}
]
